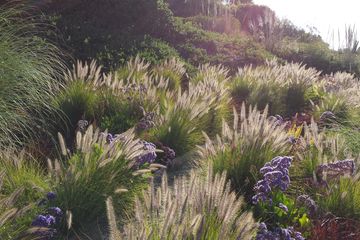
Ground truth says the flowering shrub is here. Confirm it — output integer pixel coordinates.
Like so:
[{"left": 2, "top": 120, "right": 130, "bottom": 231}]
[
  {"left": 257, "top": 223, "right": 304, "bottom": 240},
  {"left": 135, "top": 140, "right": 157, "bottom": 167},
  {"left": 316, "top": 159, "right": 355, "bottom": 182},
  {"left": 297, "top": 195, "right": 318, "bottom": 218},
  {"left": 31, "top": 192, "right": 63, "bottom": 240},
  {"left": 155, "top": 142, "right": 176, "bottom": 166},
  {"left": 252, "top": 156, "right": 292, "bottom": 204},
  {"left": 253, "top": 156, "right": 309, "bottom": 239}
]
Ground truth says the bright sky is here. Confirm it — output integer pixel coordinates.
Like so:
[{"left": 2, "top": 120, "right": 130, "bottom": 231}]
[{"left": 253, "top": 0, "right": 360, "bottom": 49}]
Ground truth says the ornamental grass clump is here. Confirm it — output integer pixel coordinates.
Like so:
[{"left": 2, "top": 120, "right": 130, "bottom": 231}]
[
  {"left": 147, "top": 86, "right": 216, "bottom": 160},
  {"left": 116, "top": 55, "right": 150, "bottom": 83},
  {"left": 0, "top": 150, "right": 50, "bottom": 206},
  {"left": 189, "top": 65, "right": 232, "bottom": 137},
  {"left": 0, "top": 156, "right": 52, "bottom": 240},
  {"left": 106, "top": 164, "right": 258, "bottom": 239},
  {"left": 49, "top": 126, "right": 159, "bottom": 235},
  {"left": 231, "top": 60, "right": 321, "bottom": 117},
  {"left": 198, "top": 104, "right": 291, "bottom": 197},
  {"left": 295, "top": 120, "right": 349, "bottom": 179},
  {"left": 317, "top": 175, "right": 360, "bottom": 220},
  {"left": 152, "top": 57, "right": 186, "bottom": 90},
  {"left": 0, "top": 6, "right": 64, "bottom": 147}
]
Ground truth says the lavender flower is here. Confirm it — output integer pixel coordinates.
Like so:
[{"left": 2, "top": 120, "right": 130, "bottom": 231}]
[
  {"left": 316, "top": 159, "right": 355, "bottom": 181},
  {"left": 106, "top": 133, "right": 114, "bottom": 144},
  {"left": 32, "top": 214, "right": 56, "bottom": 227},
  {"left": 48, "top": 207, "right": 63, "bottom": 217},
  {"left": 297, "top": 194, "right": 317, "bottom": 217},
  {"left": 136, "top": 141, "right": 157, "bottom": 166},
  {"left": 77, "top": 120, "right": 89, "bottom": 132},
  {"left": 253, "top": 156, "right": 292, "bottom": 204},
  {"left": 136, "top": 111, "right": 156, "bottom": 131},
  {"left": 157, "top": 143, "right": 176, "bottom": 166},
  {"left": 320, "top": 111, "right": 336, "bottom": 122},
  {"left": 288, "top": 136, "right": 297, "bottom": 145},
  {"left": 46, "top": 192, "right": 56, "bottom": 201},
  {"left": 278, "top": 203, "right": 288, "bottom": 212},
  {"left": 256, "top": 223, "right": 304, "bottom": 240}
]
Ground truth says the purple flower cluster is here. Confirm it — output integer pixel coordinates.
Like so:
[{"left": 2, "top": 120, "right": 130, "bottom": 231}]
[
  {"left": 32, "top": 192, "right": 63, "bottom": 240},
  {"left": 269, "top": 115, "right": 284, "bottom": 126},
  {"left": 136, "top": 141, "right": 157, "bottom": 166},
  {"left": 120, "top": 83, "right": 147, "bottom": 94},
  {"left": 32, "top": 214, "right": 56, "bottom": 227},
  {"left": 46, "top": 192, "right": 56, "bottom": 201},
  {"left": 252, "top": 156, "right": 292, "bottom": 204},
  {"left": 288, "top": 136, "right": 297, "bottom": 145},
  {"left": 103, "top": 133, "right": 124, "bottom": 144},
  {"left": 320, "top": 111, "right": 336, "bottom": 122},
  {"left": 77, "top": 120, "right": 89, "bottom": 133},
  {"left": 316, "top": 159, "right": 355, "bottom": 181},
  {"left": 257, "top": 223, "right": 304, "bottom": 240},
  {"left": 297, "top": 194, "right": 317, "bottom": 218},
  {"left": 106, "top": 133, "right": 115, "bottom": 144},
  {"left": 156, "top": 142, "right": 176, "bottom": 166},
  {"left": 136, "top": 111, "right": 156, "bottom": 131}
]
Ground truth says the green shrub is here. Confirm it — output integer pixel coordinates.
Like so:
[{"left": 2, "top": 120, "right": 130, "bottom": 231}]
[
  {"left": 107, "top": 164, "right": 257, "bottom": 239},
  {"left": 98, "top": 92, "right": 144, "bottom": 134},
  {"left": 50, "top": 127, "right": 151, "bottom": 235},
  {"left": 147, "top": 107, "right": 204, "bottom": 158},
  {"left": 187, "top": 15, "right": 241, "bottom": 35}
]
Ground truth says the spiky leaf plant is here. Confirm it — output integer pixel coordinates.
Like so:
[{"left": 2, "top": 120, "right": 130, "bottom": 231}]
[
  {"left": 231, "top": 60, "right": 322, "bottom": 116},
  {"left": 312, "top": 93, "right": 353, "bottom": 124},
  {"left": 0, "top": 6, "right": 64, "bottom": 147},
  {"left": 152, "top": 57, "right": 186, "bottom": 91},
  {"left": 317, "top": 175, "right": 360, "bottom": 220},
  {"left": 49, "top": 126, "right": 155, "bottom": 235},
  {"left": 189, "top": 64, "right": 231, "bottom": 137},
  {"left": 106, "top": 164, "right": 257, "bottom": 239},
  {"left": 0, "top": 150, "right": 49, "bottom": 240},
  {"left": 198, "top": 104, "right": 291, "bottom": 197},
  {"left": 146, "top": 86, "right": 216, "bottom": 161},
  {"left": 116, "top": 55, "right": 151, "bottom": 83},
  {"left": 0, "top": 186, "right": 38, "bottom": 240},
  {"left": 0, "top": 150, "right": 50, "bottom": 205},
  {"left": 192, "top": 63, "right": 230, "bottom": 83},
  {"left": 294, "top": 120, "right": 349, "bottom": 179}
]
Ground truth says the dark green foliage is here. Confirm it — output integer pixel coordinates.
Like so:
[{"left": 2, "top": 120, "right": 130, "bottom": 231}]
[
  {"left": 172, "top": 17, "right": 273, "bottom": 68},
  {"left": 98, "top": 93, "right": 144, "bottom": 134},
  {"left": 43, "top": 0, "right": 176, "bottom": 70},
  {"left": 284, "top": 84, "right": 308, "bottom": 116}
]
